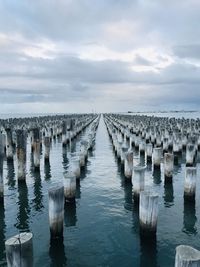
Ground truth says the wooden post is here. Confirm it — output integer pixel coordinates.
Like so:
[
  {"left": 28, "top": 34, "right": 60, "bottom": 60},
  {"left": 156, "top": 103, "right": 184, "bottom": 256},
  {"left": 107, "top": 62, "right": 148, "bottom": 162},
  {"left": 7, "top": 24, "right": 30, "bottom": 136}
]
[
  {"left": 139, "top": 140, "right": 146, "bottom": 156},
  {"left": 184, "top": 167, "right": 197, "bottom": 202},
  {"left": 124, "top": 150, "right": 133, "bottom": 179},
  {"left": 146, "top": 143, "right": 153, "bottom": 163},
  {"left": 139, "top": 191, "right": 159, "bottom": 235},
  {"left": 44, "top": 136, "right": 51, "bottom": 162},
  {"left": 120, "top": 143, "right": 128, "bottom": 165},
  {"left": 16, "top": 130, "right": 27, "bottom": 181},
  {"left": 132, "top": 166, "right": 146, "bottom": 202},
  {"left": 5, "top": 128, "right": 13, "bottom": 161},
  {"left": 79, "top": 140, "right": 88, "bottom": 168},
  {"left": 164, "top": 153, "right": 174, "bottom": 183},
  {"left": 63, "top": 172, "right": 76, "bottom": 202},
  {"left": 153, "top": 147, "right": 162, "bottom": 169},
  {"left": 175, "top": 245, "right": 200, "bottom": 267},
  {"left": 186, "top": 144, "right": 195, "bottom": 167},
  {"left": 71, "top": 159, "right": 81, "bottom": 179},
  {"left": 48, "top": 185, "right": 64, "bottom": 238},
  {"left": 32, "top": 128, "right": 40, "bottom": 170},
  {"left": 5, "top": 232, "right": 33, "bottom": 267}
]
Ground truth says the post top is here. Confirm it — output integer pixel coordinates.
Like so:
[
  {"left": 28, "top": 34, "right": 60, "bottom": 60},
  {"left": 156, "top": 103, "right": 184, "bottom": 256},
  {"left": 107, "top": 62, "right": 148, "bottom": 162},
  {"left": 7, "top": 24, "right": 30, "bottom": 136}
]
[
  {"left": 5, "top": 232, "right": 33, "bottom": 246},
  {"left": 176, "top": 245, "right": 200, "bottom": 261}
]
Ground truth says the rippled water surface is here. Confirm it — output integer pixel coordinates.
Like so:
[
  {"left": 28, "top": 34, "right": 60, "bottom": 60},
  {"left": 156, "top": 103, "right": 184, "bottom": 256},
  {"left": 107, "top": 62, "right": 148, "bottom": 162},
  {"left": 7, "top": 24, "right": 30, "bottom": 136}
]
[{"left": 1, "top": 116, "right": 200, "bottom": 266}]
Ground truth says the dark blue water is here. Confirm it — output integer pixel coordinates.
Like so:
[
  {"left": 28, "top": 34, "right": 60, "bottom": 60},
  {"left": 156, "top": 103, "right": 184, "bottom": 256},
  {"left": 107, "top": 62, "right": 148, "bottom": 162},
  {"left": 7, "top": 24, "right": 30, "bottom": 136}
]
[{"left": 1, "top": 116, "right": 200, "bottom": 266}]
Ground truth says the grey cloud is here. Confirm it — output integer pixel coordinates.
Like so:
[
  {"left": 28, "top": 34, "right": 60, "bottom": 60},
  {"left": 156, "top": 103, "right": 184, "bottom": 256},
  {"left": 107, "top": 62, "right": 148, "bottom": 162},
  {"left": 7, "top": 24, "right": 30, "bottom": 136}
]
[
  {"left": 173, "top": 44, "right": 200, "bottom": 59},
  {"left": 133, "top": 55, "right": 152, "bottom": 66}
]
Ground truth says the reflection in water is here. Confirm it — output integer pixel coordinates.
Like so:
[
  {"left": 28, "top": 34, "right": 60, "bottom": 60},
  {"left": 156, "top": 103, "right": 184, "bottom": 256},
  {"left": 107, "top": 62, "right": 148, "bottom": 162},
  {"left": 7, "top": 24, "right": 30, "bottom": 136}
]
[
  {"left": 174, "top": 153, "right": 182, "bottom": 166},
  {"left": 80, "top": 164, "right": 88, "bottom": 180},
  {"left": 76, "top": 180, "right": 81, "bottom": 199},
  {"left": 7, "top": 160, "right": 16, "bottom": 189},
  {"left": 123, "top": 180, "right": 133, "bottom": 211},
  {"left": 49, "top": 236, "right": 67, "bottom": 267},
  {"left": 31, "top": 170, "right": 44, "bottom": 212},
  {"left": 44, "top": 160, "right": 51, "bottom": 180},
  {"left": 15, "top": 182, "right": 30, "bottom": 231},
  {"left": 57, "top": 134, "right": 62, "bottom": 143},
  {"left": 64, "top": 202, "right": 77, "bottom": 227},
  {"left": 62, "top": 147, "right": 68, "bottom": 172},
  {"left": 146, "top": 161, "right": 152, "bottom": 172},
  {"left": 132, "top": 201, "right": 140, "bottom": 235},
  {"left": 0, "top": 204, "right": 6, "bottom": 262},
  {"left": 182, "top": 200, "right": 197, "bottom": 235},
  {"left": 153, "top": 167, "right": 161, "bottom": 184},
  {"left": 163, "top": 182, "right": 174, "bottom": 208},
  {"left": 174, "top": 162, "right": 182, "bottom": 176},
  {"left": 70, "top": 140, "right": 76, "bottom": 153},
  {"left": 140, "top": 235, "right": 157, "bottom": 267}
]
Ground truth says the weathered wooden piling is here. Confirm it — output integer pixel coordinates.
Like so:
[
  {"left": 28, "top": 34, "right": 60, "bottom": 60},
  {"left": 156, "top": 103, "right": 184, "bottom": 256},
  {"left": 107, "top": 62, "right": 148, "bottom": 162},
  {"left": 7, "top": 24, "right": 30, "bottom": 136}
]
[
  {"left": 79, "top": 140, "right": 88, "bottom": 168},
  {"left": 120, "top": 142, "right": 128, "bottom": 165},
  {"left": 5, "top": 232, "right": 33, "bottom": 267},
  {"left": 153, "top": 147, "right": 162, "bottom": 169},
  {"left": 63, "top": 172, "right": 76, "bottom": 202},
  {"left": 124, "top": 150, "right": 133, "bottom": 179},
  {"left": 175, "top": 245, "right": 200, "bottom": 267},
  {"left": 62, "top": 121, "right": 67, "bottom": 146},
  {"left": 186, "top": 144, "right": 195, "bottom": 167},
  {"left": 184, "top": 167, "right": 197, "bottom": 201},
  {"left": 163, "top": 137, "right": 169, "bottom": 153},
  {"left": 146, "top": 143, "right": 153, "bottom": 163},
  {"left": 132, "top": 166, "right": 146, "bottom": 201},
  {"left": 16, "top": 130, "right": 27, "bottom": 181},
  {"left": 164, "top": 153, "right": 174, "bottom": 183},
  {"left": 139, "top": 191, "right": 159, "bottom": 235},
  {"left": 32, "top": 128, "right": 40, "bottom": 170},
  {"left": 48, "top": 185, "right": 64, "bottom": 238},
  {"left": 139, "top": 140, "right": 146, "bottom": 155},
  {"left": 44, "top": 136, "right": 51, "bottom": 162},
  {"left": 71, "top": 159, "right": 81, "bottom": 179},
  {"left": 5, "top": 128, "right": 13, "bottom": 161}
]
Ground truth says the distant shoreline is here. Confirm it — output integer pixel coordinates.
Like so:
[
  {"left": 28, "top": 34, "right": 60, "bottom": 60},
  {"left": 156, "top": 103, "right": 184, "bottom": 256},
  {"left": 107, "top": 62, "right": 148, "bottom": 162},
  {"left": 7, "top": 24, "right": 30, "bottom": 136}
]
[{"left": 126, "top": 110, "right": 198, "bottom": 114}]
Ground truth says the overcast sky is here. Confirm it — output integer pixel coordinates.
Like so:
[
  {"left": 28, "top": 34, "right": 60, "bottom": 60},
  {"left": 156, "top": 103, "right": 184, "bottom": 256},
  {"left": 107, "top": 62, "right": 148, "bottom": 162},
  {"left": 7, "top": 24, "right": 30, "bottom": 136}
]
[{"left": 0, "top": 0, "right": 200, "bottom": 113}]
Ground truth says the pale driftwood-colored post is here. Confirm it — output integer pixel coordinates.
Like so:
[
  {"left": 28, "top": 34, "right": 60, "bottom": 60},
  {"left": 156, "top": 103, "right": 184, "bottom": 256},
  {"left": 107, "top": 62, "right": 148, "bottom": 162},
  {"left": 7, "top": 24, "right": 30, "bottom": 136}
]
[
  {"left": 48, "top": 185, "right": 64, "bottom": 238},
  {"left": 5, "top": 128, "right": 13, "bottom": 161},
  {"left": 0, "top": 134, "right": 4, "bottom": 202},
  {"left": 16, "top": 130, "right": 27, "bottom": 181},
  {"left": 175, "top": 245, "right": 200, "bottom": 267},
  {"left": 63, "top": 172, "right": 76, "bottom": 202},
  {"left": 62, "top": 121, "right": 67, "bottom": 146},
  {"left": 164, "top": 153, "right": 174, "bottom": 183},
  {"left": 146, "top": 143, "right": 153, "bottom": 163},
  {"left": 139, "top": 140, "right": 146, "bottom": 156},
  {"left": 186, "top": 144, "right": 195, "bottom": 167},
  {"left": 71, "top": 159, "right": 81, "bottom": 179},
  {"left": 32, "top": 128, "right": 40, "bottom": 170},
  {"left": 132, "top": 166, "right": 146, "bottom": 201},
  {"left": 44, "top": 136, "right": 51, "bottom": 162},
  {"left": 5, "top": 232, "right": 33, "bottom": 267},
  {"left": 124, "top": 150, "right": 133, "bottom": 179},
  {"left": 79, "top": 140, "right": 88, "bottom": 168},
  {"left": 153, "top": 147, "right": 162, "bottom": 169},
  {"left": 120, "top": 143, "right": 128, "bottom": 165},
  {"left": 184, "top": 167, "right": 197, "bottom": 201},
  {"left": 139, "top": 191, "right": 159, "bottom": 235}
]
